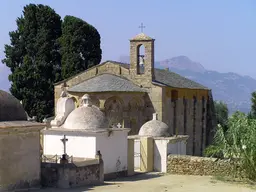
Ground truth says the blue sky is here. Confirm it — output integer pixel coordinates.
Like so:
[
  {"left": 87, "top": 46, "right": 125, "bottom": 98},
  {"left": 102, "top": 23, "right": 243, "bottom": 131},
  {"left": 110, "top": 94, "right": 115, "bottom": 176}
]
[{"left": 0, "top": 0, "right": 255, "bottom": 78}]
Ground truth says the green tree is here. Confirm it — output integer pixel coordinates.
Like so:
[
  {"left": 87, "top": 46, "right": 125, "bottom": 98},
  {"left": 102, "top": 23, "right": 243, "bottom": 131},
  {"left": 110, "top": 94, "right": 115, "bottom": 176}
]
[
  {"left": 248, "top": 91, "right": 256, "bottom": 119},
  {"left": 2, "top": 4, "right": 62, "bottom": 121},
  {"left": 214, "top": 100, "right": 229, "bottom": 132},
  {"left": 59, "top": 15, "right": 102, "bottom": 79}
]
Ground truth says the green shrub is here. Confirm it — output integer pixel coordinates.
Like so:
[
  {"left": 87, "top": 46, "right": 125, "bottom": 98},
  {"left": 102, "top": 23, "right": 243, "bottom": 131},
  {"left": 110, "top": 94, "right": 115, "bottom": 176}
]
[{"left": 205, "top": 111, "right": 256, "bottom": 180}]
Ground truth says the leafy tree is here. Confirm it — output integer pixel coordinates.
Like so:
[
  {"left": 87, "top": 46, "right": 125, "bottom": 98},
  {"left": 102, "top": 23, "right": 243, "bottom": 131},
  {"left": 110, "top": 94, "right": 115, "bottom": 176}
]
[
  {"left": 214, "top": 100, "right": 229, "bottom": 132},
  {"left": 204, "top": 112, "right": 256, "bottom": 180},
  {"left": 59, "top": 15, "right": 102, "bottom": 79},
  {"left": 2, "top": 4, "right": 62, "bottom": 121},
  {"left": 248, "top": 91, "right": 256, "bottom": 119}
]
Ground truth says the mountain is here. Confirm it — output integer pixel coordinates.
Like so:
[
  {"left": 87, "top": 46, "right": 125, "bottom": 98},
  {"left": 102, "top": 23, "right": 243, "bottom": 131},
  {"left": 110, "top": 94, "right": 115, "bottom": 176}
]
[
  {"left": 158, "top": 56, "right": 206, "bottom": 73},
  {"left": 157, "top": 56, "right": 255, "bottom": 114},
  {"left": 119, "top": 55, "right": 254, "bottom": 114}
]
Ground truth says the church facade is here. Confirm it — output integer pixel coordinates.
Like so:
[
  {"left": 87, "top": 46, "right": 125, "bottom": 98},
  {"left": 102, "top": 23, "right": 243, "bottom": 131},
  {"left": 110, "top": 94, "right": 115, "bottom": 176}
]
[{"left": 54, "top": 33, "right": 216, "bottom": 156}]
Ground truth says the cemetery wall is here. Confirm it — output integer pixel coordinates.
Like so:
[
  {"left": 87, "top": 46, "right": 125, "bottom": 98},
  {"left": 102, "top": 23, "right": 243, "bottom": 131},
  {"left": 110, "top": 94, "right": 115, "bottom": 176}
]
[
  {"left": 41, "top": 159, "right": 104, "bottom": 188},
  {"left": 167, "top": 155, "right": 244, "bottom": 177},
  {"left": 0, "top": 130, "right": 41, "bottom": 191}
]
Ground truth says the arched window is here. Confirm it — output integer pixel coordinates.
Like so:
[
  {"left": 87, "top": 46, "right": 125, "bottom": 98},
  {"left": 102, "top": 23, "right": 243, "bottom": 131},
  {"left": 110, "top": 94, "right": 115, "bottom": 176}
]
[
  {"left": 104, "top": 96, "right": 124, "bottom": 127},
  {"left": 71, "top": 97, "right": 79, "bottom": 108}
]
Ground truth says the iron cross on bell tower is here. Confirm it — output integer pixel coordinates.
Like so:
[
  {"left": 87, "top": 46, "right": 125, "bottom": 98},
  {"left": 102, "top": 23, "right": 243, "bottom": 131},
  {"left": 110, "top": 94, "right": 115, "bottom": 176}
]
[{"left": 139, "top": 23, "right": 146, "bottom": 33}]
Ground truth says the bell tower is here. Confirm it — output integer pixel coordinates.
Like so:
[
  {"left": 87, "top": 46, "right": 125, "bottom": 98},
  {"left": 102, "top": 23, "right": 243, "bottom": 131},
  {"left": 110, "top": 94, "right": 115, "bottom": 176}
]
[{"left": 130, "top": 23, "right": 155, "bottom": 87}]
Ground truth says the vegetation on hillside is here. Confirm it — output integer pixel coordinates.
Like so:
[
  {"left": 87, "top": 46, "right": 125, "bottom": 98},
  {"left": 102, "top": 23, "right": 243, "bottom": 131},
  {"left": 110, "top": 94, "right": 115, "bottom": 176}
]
[
  {"left": 214, "top": 101, "right": 229, "bottom": 132},
  {"left": 2, "top": 4, "right": 102, "bottom": 121},
  {"left": 248, "top": 91, "right": 256, "bottom": 119}
]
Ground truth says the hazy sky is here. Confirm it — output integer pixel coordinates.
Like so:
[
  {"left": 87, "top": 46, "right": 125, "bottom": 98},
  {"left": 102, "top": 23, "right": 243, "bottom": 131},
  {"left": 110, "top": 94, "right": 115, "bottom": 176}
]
[{"left": 0, "top": 0, "right": 255, "bottom": 77}]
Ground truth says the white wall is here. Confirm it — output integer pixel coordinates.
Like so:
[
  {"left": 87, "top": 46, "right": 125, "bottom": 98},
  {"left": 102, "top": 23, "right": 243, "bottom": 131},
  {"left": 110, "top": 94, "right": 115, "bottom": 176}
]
[
  {"left": 44, "top": 130, "right": 129, "bottom": 175},
  {"left": 44, "top": 134, "right": 96, "bottom": 158},
  {"left": 96, "top": 131, "right": 128, "bottom": 174},
  {"left": 134, "top": 139, "right": 140, "bottom": 169},
  {"left": 167, "top": 140, "right": 186, "bottom": 156},
  {"left": 154, "top": 139, "right": 187, "bottom": 173},
  {"left": 154, "top": 140, "right": 168, "bottom": 172}
]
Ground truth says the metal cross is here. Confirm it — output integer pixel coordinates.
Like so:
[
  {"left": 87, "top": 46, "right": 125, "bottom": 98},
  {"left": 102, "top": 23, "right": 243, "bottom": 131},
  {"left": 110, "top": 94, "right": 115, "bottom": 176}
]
[
  {"left": 117, "top": 123, "right": 122, "bottom": 128},
  {"left": 139, "top": 23, "right": 146, "bottom": 33},
  {"left": 60, "top": 135, "right": 68, "bottom": 154}
]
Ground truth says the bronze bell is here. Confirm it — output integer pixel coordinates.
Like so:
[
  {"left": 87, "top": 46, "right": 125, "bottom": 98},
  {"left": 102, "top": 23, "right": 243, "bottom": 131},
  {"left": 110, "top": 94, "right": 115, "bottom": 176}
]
[{"left": 139, "top": 55, "right": 144, "bottom": 65}]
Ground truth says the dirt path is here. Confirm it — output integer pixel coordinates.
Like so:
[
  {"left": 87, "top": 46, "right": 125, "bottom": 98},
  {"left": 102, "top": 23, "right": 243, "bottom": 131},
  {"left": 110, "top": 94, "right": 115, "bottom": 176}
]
[{"left": 43, "top": 173, "right": 255, "bottom": 192}]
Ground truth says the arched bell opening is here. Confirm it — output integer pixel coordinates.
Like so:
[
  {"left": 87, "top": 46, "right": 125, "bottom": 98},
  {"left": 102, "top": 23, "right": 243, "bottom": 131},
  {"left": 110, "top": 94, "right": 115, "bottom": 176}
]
[{"left": 137, "top": 44, "right": 145, "bottom": 74}]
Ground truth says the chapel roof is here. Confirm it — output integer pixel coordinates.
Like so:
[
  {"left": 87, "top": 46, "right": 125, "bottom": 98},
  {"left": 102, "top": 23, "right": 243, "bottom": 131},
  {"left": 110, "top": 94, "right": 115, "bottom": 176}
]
[
  {"left": 55, "top": 60, "right": 209, "bottom": 90},
  {"left": 153, "top": 68, "right": 208, "bottom": 89},
  {"left": 0, "top": 90, "right": 27, "bottom": 121},
  {"left": 68, "top": 74, "right": 147, "bottom": 93},
  {"left": 117, "top": 62, "right": 208, "bottom": 90}
]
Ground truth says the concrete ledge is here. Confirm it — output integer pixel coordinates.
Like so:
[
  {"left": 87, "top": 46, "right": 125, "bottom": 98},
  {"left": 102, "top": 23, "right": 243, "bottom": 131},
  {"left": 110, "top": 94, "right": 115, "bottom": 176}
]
[
  {"left": 42, "top": 128, "right": 131, "bottom": 136},
  {"left": 128, "top": 135, "right": 189, "bottom": 143},
  {"left": 0, "top": 121, "right": 45, "bottom": 133}
]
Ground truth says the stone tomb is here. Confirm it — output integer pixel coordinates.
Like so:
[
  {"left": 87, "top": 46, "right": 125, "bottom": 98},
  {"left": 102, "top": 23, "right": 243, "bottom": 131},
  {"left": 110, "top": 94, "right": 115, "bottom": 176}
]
[
  {"left": 0, "top": 90, "right": 45, "bottom": 191},
  {"left": 128, "top": 113, "right": 188, "bottom": 173},
  {"left": 43, "top": 94, "right": 130, "bottom": 178}
]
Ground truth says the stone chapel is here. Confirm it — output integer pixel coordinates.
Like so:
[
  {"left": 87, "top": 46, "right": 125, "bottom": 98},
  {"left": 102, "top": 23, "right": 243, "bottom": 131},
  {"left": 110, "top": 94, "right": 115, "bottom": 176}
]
[{"left": 53, "top": 33, "right": 216, "bottom": 156}]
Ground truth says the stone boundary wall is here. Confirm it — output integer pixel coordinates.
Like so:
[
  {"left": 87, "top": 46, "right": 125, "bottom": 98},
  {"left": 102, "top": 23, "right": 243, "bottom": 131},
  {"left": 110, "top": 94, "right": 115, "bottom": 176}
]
[
  {"left": 41, "top": 160, "right": 104, "bottom": 188},
  {"left": 167, "top": 155, "right": 244, "bottom": 177}
]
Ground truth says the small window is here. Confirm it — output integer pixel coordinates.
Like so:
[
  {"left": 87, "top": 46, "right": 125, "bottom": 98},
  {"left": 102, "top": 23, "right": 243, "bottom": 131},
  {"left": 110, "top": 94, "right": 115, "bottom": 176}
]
[{"left": 171, "top": 90, "right": 178, "bottom": 102}]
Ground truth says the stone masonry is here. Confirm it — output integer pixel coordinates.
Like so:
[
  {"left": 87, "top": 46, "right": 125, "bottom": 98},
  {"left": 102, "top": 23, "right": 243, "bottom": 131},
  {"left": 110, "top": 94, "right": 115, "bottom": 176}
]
[{"left": 167, "top": 155, "right": 244, "bottom": 178}]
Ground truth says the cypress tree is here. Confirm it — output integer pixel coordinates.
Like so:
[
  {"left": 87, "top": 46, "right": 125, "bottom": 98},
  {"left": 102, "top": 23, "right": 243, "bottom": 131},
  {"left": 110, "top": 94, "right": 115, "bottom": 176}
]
[
  {"left": 60, "top": 15, "right": 102, "bottom": 79},
  {"left": 2, "top": 4, "right": 62, "bottom": 121}
]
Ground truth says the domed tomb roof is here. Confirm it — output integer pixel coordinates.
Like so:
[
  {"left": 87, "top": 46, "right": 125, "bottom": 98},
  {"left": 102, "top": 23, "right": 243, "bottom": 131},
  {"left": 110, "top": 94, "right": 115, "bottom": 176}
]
[
  {"left": 0, "top": 90, "right": 27, "bottom": 121},
  {"left": 139, "top": 113, "right": 170, "bottom": 137},
  {"left": 63, "top": 94, "right": 108, "bottom": 130}
]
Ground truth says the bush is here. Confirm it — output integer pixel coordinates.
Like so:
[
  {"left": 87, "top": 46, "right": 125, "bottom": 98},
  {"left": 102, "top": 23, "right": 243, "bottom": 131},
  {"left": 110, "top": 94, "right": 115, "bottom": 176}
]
[{"left": 204, "top": 111, "right": 256, "bottom": 180}]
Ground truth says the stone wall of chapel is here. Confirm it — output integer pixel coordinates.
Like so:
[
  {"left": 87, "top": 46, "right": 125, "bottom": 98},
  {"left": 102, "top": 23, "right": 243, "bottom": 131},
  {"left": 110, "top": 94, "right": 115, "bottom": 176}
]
[
  {"left": 163, "top": 87, "right": 210, "bottom": 156},
  {"left": 0, "top": 131, "right": 41, "bottom": 191}
]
